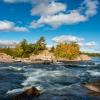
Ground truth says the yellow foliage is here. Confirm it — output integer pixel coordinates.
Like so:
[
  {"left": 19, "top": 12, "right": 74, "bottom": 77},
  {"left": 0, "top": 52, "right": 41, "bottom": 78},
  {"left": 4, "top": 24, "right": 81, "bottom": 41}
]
[{"left": 54, "top": 42, "right": 80, "bottom": 60}]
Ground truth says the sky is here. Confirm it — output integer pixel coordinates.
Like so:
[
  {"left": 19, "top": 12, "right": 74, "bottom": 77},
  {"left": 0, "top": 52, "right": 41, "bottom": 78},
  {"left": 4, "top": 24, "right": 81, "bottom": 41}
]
[{"left": 0, "top": 0, "right": 100, "bottom": 53}]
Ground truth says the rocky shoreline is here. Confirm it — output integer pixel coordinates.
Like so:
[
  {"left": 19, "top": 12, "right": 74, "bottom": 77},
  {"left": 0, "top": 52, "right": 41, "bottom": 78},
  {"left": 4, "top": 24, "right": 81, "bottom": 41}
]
[{"left": 0, "top": 52, "right": 91, "bottom": 63}]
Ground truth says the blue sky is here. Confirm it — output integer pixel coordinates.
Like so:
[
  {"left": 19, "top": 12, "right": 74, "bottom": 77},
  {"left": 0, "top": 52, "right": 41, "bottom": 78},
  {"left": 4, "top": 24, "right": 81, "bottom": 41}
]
[{"left": 0, "top": 0, "right": 100, "bottom": 53}]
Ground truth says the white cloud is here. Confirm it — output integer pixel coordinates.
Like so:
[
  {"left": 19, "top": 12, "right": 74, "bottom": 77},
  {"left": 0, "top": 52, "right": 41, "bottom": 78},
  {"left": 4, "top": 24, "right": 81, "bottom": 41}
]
[
  {"left": 78, "top": 41, "right": 97, "bottom": 48},
  {"left": 3, "top": 0, "right": 29, "bottom": 3},
  {"left": 31, "top": 1, "right": 66, "bottom": 16},
  {"left": 0, "top": 40, "right": 18, "bottom": 47},
  {"left": 4, "top": 0, "right": 16, "bottom": 3},
  {"left": 3, "top": 0, "right": 56, "bottom": 3},
  {"left": 30, "top": 0, "right": 99, "bottom": 28},
  {"left": 31, "top": 11, "right": 87, "bottom": 28},
  {"left": 82, "top": 0, "right": 99, "bottom": 17},
  {"left": 78, "top": 41, "right": 99, "bottom": 53},
  {"left": 0, "top": 20, "right": 28, "bottom": 32},
  {"left": 3, "top": 0, "right": 99, "bottom": 29},
  {"left": 52, "top": 35, "right": 98, "bottom": 52},
  {"left": 52, "top": 35, "right": 84, "bottom": 43},
  {"left": 84, "top": 41, "right": 97, "bottom": 48},
  {"left": 13, "top": 27, "right": 28, "bottom": 32}
]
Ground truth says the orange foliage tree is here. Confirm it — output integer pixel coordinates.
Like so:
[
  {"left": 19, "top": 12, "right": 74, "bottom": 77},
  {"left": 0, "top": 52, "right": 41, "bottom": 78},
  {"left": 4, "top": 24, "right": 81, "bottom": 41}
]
[{"left": 54, "top": 42, "right": 80, "bottom": 60}]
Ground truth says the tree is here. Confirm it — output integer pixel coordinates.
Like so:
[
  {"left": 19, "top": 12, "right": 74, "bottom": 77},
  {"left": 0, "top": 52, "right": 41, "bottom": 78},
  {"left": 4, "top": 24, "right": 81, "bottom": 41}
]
[
  {"left": 33, "top": 36, "right": 46, "bottom": 55},
  {"left": 20, "top": 39, "right": 28, "bottom": 51},
  {"left": 54, "top": 42, "right": 80, "bottom": 60},
  {"left": 49, "top": 46, "right": 55, "bottom": 52},
  {"left": 0, "top": 37, "right": 47, "bottom": 58},
  {"left": 36, "top": 36, "right": 46, "bottom": 50}
]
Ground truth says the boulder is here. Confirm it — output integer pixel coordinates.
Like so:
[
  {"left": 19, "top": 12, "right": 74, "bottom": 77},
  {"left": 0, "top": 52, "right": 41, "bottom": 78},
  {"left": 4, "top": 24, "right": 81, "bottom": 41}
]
[
  {"left": 30, "top": 50, "right": 55, "bottom": 62},
  {"left": 11, "top": 87, "right": 40, "bottom": 100},
  {"left": 79, "top": 54, "right": 91, "bottom": 61},
  {"left": 84, "top": 81, "right": 100, "bottom": 96},
  {"left": 0, "top": 53, "right": 14, "bottom": 63}
]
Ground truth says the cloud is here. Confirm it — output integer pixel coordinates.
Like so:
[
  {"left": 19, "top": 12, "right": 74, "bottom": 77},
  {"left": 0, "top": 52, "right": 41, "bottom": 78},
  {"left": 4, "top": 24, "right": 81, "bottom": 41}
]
[
  {"left": 78, "top": 41, "right": 98, "bottom": 53},
  {"left": 82, "top": 0, "right": 99, "bottom": 17},
  {"left": 3, "top": 0, "right": 30, "bottom": 3},
  {"left": 52, "top": 35, "right": 98, "bottom": 52},
  {"left": 3, "top": 0, "right": 99, "bottom": 29},
  {"left": 0, "top": 20, "right": 28, "bottom": 32},
  {"left": 78, "top": 41, "right": 97, "bottom": 48},
  {"left": 13, "top": 27, "right": 28, "bottom": 32},
  {"left": 52, "top": 35, "right": 84, "bottom": 43},
  {"left": 0, "top": 40, "right": 18, "bottom": 47},
  {"left": 31, "top": 1, "right": 66, "bottom": 16},
  {"left": 31, "top": 11, "right": 87, "bottom": 28},
  {"left": 85, "top": 41, "right": 97, "bottom": 47},
  {"left": 3, "top": 0, "right": 56, "bottom": 3},
  {"left": 30, "top": 0, "right": 99, "bottom": 28}
]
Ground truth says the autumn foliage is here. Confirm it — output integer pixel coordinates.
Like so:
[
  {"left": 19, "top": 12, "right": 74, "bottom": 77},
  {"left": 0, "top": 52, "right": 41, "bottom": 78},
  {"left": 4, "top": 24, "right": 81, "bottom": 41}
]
[{"left": 54, "top": 42, "right": 80, "bottom": 60}]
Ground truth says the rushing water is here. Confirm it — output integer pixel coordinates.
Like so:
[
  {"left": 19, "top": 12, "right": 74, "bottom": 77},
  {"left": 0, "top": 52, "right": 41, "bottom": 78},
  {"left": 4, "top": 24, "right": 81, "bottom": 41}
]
[{"left": 0, "top": 58, "right": 100, "bottom": 100}]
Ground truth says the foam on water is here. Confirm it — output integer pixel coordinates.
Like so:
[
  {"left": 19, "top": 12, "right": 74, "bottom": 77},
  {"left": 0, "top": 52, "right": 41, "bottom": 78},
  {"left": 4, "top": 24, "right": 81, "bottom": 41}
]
[
  {"left": 7, "top": 86, "right": 35, "bottom": 95},
  {"left": 94, "top": 62, "right": 100, "bottom": 65},
  {"left": 87, "top": 70, "right": 100, "bottom": 76},
  {"left": 7, "top": 88, "right": 24, "bottom": 94},
  {"left": 9, "top": 66, "right": 23, "bottom": 71},
  {"left": 21, "top": 67, "right": 82, "bottom": 91},
  {"left": 1, "top": 58, "right": 100, "bottom": 98},
  {"left": 0, "top": 66, "right": 23, "bottom": 71}
]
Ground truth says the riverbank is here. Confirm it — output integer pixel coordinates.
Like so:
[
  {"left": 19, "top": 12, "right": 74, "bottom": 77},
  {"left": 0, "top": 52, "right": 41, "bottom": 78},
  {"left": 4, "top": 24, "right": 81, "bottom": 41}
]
[{"left": 0, "top": 51, "right": 91, "bottom": 63}]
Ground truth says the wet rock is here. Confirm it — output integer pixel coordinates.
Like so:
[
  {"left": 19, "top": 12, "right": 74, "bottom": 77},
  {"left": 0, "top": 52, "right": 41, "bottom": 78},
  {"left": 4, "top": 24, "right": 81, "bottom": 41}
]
[
  {"left": 84, "top": 81, "right": 100, "bottom": 96},
  {"left": 11, "top": 87, "right": 40, "bottom": 100}
]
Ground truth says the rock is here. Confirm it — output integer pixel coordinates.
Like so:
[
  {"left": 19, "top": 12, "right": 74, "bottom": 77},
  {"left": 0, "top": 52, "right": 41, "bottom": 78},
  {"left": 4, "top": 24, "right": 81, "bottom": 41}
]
[
  {"left": 84, "top": 81, "right": 100, "bottom": 96},
  {"left": 30, "top": 50, "right": 55, "bottom": 62},
  {"left": 79, "top": 54, "right": 91, "bottom": 61},
  {"left": 74, "top": 54, "right": 91, "bottom": 61},
  {"left": 0, "top": 53, "right": 14, "bottom": 63},
  {"left": 11, "top": 87, "right": 40, "bottom": 100}
]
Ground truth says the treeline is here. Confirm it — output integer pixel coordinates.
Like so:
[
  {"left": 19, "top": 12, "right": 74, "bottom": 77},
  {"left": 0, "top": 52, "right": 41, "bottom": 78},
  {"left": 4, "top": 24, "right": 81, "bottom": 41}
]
[
  {"left": 50, "top": 42, "right": 80, "bottom": 60},
  {"left": 0, "top": 36, "right": 46, "bottom": 58},
  {"left": 0, "top": 37, "right": 81, "bottom": 59},
  {"left": 83, "top": 52, "right": 100, "bottom": 57}
]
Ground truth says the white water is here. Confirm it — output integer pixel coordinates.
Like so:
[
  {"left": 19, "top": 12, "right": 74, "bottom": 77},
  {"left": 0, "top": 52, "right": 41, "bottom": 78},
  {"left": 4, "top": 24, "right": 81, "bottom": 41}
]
[
  {"left": 87, "top": 70, "right": 100, "bottom": 76},
  {"left": 7, "top": 86, "right": 33, "bottom": 95},
  {"left": 0, "top": 66, "right": 23, "bottom": 71},
  {"left": 4, "top": 58, "right": 100, "bottom": 97}
]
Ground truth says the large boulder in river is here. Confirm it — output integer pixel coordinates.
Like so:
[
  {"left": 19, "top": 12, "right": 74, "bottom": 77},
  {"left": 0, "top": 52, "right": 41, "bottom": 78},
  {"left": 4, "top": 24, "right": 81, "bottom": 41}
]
[
  {"left": 84, "top": 81, "right": 100, "bottom": 96},
  {"left": 11, "top": 87, "right": 40, "bottom": 100}
]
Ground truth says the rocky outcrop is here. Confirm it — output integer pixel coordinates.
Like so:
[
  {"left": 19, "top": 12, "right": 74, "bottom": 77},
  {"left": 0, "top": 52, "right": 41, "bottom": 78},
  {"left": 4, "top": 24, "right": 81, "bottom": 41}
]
[
  {"left": 30, "top": 50, "right": 91, "bottom": 62},
  {"left": 0, "top": 52, "right": 91, "bottom": 63},
  {"left": 84, "top": 81, "right": 100, "bottom": 96},
  {"left": 0, "top": 53, "right": 14, "bottom": 63},
  {"left": 57, "top": 54, "right": 91, "bottom": 62},
  {"left": 79, "top": 54, "right": 91, "bottom": 61},
  {"left": 10, "top": 87, "right": 40, "bottom": 100},
  {"left": 30, "top": 50, "right": 55, "bottom": 62}
]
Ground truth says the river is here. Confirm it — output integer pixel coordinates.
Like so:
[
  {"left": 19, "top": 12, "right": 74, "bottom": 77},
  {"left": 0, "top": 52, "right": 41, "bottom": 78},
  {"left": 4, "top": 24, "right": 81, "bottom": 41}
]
[{"left": 0, "top": 57, "right": 100, "bottom": 100}]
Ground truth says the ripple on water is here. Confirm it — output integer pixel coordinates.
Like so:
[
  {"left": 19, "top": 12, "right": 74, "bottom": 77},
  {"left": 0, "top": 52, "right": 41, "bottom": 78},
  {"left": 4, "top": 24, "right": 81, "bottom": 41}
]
[
  {"left": 87, "top": 70, "right": 100, "bottom": 76},
  {"left": 0, "top": 59, "right": 100, "bottom": 99}
]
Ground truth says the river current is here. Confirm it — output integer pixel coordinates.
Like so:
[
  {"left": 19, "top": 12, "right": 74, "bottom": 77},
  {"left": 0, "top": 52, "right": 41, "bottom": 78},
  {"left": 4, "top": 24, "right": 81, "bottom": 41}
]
[{"left": 0, "top": 57, "right": 100, "bottom": 100}]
